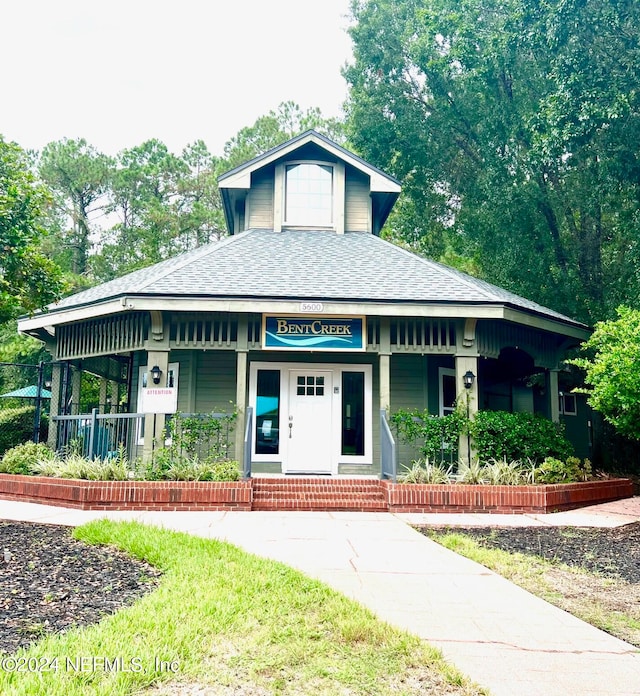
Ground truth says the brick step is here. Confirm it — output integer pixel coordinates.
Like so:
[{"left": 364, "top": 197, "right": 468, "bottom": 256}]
[
  {"left": 252, "top": 498, "right": 388, "bottom": 512},
  {"left": 250, "top": 478, "right": 388, "bottom": 511},
  {"left": 252, "top": 481, "right": 383, "bottom": 491},
  {"left": 252, "top": 490, "right": 385, "bottom": 501}
]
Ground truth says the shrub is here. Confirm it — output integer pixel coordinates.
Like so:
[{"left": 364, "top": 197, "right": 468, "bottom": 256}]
[
  {"left": 209, "top": 459, "right": 241, "bottom": 482},
  {"left": 33, "top": 453, "right": 129, "bottom": 480},
  {"left": 391, "top": 409, "right": 465, "bottom": 463},
  {"left": 399, "top": 459, "right": 453, "bottom": 484},
  {"left": 166, "top": 410, "right": 237, "bottom": 462},
  {"left": 469, "top": 411, "right": 573, "bottom": 464},
  {"left": 481, "top": 458, "right": 536, "bottom": 485},
  {"left": 457, "top": 459, "right": 486, "bottom": 484},
  {"left": 535, "top": 456, "right": 592, "bottom": 484},
  {"left": 0, "top": 441, "right": 55, "bottom": 475},
  {"left": 0, "top": 407, "right": 48, "bottom": 456}
]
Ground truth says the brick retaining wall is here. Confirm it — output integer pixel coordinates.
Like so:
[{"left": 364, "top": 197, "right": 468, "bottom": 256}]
[{"left": 0, "top": 474, "right": 633, "bottom": 513}]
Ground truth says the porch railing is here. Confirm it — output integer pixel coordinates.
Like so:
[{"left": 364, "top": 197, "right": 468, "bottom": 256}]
[
  {"left": 243, "top": 407, "right": 253, "bottom": 479},
  {"left": 53, "top": 410, "right": 144, "bottom": 461},
  {"left": 380, "top": 409, "right": 397, "bottom": 482}
]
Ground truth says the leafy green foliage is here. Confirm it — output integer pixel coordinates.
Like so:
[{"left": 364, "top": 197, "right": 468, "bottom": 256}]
[
  {"left": 391, "top": 408, "right": 465, "bottom": 463},
  {"left": 163, "top": 457, "right": 240, "bottom": 482},
  {"left": 535, "top": 456, "right": 592, "bottom": 484},
  {"left": 0, "top": 441, "right": 54, "bottom": 474},
  {"left": 468, "top": 411, "right": 573, "bottom": 463},
  {"left": 399, "top": 459, "right": 453, "bottom": 483},
  {"left": 344, "top": 0, "right": 640, "bottom": 324},
  {"left": 0, "top": 406, "right": 47, "bottom": 456},
  {"left": 33, "top": 452, "right": 129, "bottom": 480},
  {"left": 569, "top": 306, "right": 640, "bottom": 440},
  {"left": 0, "top": 137, "right": 65, "bottom": 321},
  {"left": 222, "top": 101, "right": 346, "bottom": 170},
  {"left": 147, "top": 410, "right": 238, "bottom": 480}
]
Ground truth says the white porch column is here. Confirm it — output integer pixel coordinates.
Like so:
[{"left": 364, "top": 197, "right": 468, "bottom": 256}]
[
  {"left": 379, "top": 318, "right": 391, "bottom": 412},
  {"left": 235, "top": 316, "right": 249, "bottom": 466},
  {"left": 548, "top": 369, "right": 560, "bottom": 423},
  {"left": 456, "top": 355, "right": 479, "bottom": 466},
  {"left": 142, "top": 350, "right": 170, "bottom": 462}
]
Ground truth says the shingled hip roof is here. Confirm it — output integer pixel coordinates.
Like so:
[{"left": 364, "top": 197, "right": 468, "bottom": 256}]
[{"left": 38, "top": 228, "right": 585, "bottom": 329}]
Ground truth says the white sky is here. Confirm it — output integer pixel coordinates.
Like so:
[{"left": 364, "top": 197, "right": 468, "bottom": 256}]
[{"left": 2, "top": 0, "right": 354, "bottom": 157}]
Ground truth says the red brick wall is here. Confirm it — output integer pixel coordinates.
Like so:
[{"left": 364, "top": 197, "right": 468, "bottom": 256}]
[{"left": 0, "top": 474, "right": 633, "bottom": 513}]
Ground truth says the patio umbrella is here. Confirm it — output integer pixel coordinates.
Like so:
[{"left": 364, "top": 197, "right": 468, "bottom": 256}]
[{"left": 0, "top": 385, "right": 52, "bottom": 399}]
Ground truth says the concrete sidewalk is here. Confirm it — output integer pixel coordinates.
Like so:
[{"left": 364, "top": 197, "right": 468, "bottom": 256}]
[{"left": 1, "top": 497, "right": 639, "bottom": 696}]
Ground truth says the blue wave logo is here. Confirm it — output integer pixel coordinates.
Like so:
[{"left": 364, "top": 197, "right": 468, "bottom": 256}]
[{"left": 266, "top": 332, "right": 352, "bottom": 348}]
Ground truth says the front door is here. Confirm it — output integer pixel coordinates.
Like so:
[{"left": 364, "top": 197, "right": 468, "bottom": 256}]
[{"left": 285, "top": 369, "right": 333, "bottom": 473}]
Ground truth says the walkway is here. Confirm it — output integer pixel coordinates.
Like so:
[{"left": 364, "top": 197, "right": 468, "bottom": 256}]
[{"left": 2, "top": 497, "right": 639, "bottom": 696}]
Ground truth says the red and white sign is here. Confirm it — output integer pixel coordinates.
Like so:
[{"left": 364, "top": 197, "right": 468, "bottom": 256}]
[{"left": 141, "top": 387, "right": 178, "bottom": 414}]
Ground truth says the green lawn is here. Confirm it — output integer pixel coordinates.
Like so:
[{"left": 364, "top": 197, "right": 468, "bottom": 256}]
[{"left": 0, "top": 521, "right": 484, "bottom": 695}]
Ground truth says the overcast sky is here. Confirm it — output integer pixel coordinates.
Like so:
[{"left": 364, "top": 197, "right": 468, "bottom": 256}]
[{"left": 2, "top": 0, "right": 354, "bottom": 157}]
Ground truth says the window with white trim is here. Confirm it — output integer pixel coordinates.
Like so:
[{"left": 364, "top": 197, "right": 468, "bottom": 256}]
[
  {"left": 284, "top": 162, "right": 333, "bottom": 227},
  {"left": 439, "top": 368, "right": 457, "bottom": 416},
  {"left": 559, "top": 392, "right": 577, "bottom": 416}
]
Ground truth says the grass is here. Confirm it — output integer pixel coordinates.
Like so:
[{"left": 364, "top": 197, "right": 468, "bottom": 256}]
[
  {"left": 429, "top": 531, "right": 640, "bottom": 648},
  {"left": 0, "top": 521, "right": 484, "bottom": 696}
]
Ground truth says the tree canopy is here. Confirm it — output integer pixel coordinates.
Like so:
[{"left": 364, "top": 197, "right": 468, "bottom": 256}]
[
  {"left": 0, "top": 137, "right": 65, "bottom": 322},
  {"left": 344, "top": 0, "right": 640, "bottom": 325},
  {"left": 570, "top": 306, "right": 640, "bottom": 440}
]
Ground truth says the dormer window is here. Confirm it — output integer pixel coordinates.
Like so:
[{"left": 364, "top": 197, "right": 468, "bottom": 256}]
[{"left": 284, "top": 162, "right": 333, "bottom": 227}]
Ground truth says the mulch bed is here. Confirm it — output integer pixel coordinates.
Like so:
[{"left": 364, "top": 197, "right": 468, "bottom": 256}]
[
  {"left": 2, "top": 518, "right": 639, "bottom": 658},
  {"left": 421, "top": 522, "right": 640, "bottom": 583},
  {"left": 0, "top": 520, "right": 162, "bottom": 655}
]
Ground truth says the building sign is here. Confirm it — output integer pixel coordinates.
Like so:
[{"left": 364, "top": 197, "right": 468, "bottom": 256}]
[
  {"left": 263, "top": 316, "right": 366, "bottom": 351},
  {"left": 142, "top": 387, "right": 178, "bottom": 414}
]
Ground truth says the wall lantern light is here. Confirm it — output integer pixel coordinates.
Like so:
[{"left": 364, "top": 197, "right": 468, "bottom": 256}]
[
  {"left": 463, "top": 370, "right": 475, "bottom": 390},
  {"left": 150, "top": 365, "right": 163, "bottom": 385}
]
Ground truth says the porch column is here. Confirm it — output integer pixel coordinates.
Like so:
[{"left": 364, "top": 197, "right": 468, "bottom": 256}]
[
  {"left": 379, "top": 318, "right": 391, "bottom": 412},
  {"left": 142, "top": 350, "right": 170, "bottom": 462},
  {"left": 235, "top": 316, "right": 249, "bottom": 466},
  {"left": 548, "top": 369, "right": 560, "bottom": 423},
  {"left": 455, "top": 354, "right": 479, "bottom": 466},
  {"left": 47, "top": 363, "right": 63, "bottom": 450}
]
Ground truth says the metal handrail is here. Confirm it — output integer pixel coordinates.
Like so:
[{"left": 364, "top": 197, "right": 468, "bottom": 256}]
[
  {"left": 243, "top": 407, "right": 253, "bottom": 479},
  {"left": 380, "top": 409, "right": 397, "bottom": 482}
]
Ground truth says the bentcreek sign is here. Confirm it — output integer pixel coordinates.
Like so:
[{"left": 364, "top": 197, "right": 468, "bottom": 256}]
[{"left": 263, "top": 316, "right": 366, "bottom": 351}]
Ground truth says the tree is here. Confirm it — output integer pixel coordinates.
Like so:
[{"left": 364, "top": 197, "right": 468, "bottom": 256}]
[
  {"left": 0, "top": 137, "right": 64, "bottom": 322},
  {"left": 569, "top": 306, "right": 640, "bottom": 440},
  {"left": 39, "top": 139, "right": 112, "bottom": 277},
  {"left": 343, "top": 0, "right": 640, "bottom": 325},
  {"left": 222, "top": 101, "right": 346, "bottom": 170}
]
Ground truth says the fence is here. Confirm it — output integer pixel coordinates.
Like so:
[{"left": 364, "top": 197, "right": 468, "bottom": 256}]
[
  {"left": 53, "top": 410, "right": 144, "bottom": 461},
  {"left": 0, "top": 362, "right": 53, "bottom": 455}
]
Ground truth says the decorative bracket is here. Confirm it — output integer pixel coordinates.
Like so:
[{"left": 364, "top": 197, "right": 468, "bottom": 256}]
[
  {"left": 463, "top": 318, "right": 477, "bottom": 348},
  {"left": 150, "top": 311, "right": 164, "bottom": 342}
]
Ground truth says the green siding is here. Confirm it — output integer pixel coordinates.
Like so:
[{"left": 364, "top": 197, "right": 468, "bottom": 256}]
[
  {"left": 390, "top": 354, "right": 427, "bottom": 468},
  {"left": 194, "top": 351, "right": 237, "bottom": 412}
]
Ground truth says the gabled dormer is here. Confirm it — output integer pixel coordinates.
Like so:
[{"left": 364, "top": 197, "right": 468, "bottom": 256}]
[{"left": 218, "top": 130, "right": 401, "bottom": 236}]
